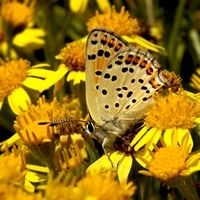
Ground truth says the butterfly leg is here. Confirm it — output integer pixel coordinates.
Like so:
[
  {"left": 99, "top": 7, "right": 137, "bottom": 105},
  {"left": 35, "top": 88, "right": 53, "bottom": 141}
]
[{"left": 102, "top": 137, "right": 116, "bottom": 168}]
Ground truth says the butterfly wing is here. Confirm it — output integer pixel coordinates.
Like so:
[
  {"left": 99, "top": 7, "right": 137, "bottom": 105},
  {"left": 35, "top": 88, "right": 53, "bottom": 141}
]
[
  {"left": 96, "top": 47, "right": 167, "bottom": 123},
  {"left": 85, "top": 28, "right": 128, "bottom": 125}
]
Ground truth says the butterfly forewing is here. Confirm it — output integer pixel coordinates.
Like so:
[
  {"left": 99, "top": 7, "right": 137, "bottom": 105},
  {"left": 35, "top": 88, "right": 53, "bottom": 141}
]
[{"left": 86, "top": 28, "right": 128, "bottom": 124}]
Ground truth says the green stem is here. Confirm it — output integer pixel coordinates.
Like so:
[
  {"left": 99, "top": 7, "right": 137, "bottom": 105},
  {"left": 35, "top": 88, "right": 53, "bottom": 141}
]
[
  {"left": 168, "top": 176, "right": 199, "bottom": 200},
  {"left": 167, "top": 0, "right": 187, "bottom": 73}
]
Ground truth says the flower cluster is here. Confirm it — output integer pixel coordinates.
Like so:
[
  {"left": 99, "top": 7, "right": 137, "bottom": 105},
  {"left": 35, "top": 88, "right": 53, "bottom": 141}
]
[{"left": 1, "top": 1, "right": 200, "bottom": 199}]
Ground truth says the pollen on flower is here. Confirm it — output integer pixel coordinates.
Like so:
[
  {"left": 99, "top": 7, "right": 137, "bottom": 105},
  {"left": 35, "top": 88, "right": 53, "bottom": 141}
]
[
  {"left": 0, "top": 182, "right": 43, "bottom": 200},
  {"left": 1, "top": 0, "right": 35, "bottom": 28},
  {"left": 145, "top": 89, "right": 200, "bottom": 129},
  {"left": 54, "top": 133, "right": 87, "bottom": 170},
  {"left": 0, "top": 59, "right": 29, "bottom": 100},
  {"left": 148, "top": 146, "right": 187, "bottom": 181},
  {"left": 59, "top": 40, "right": 85, "bottom": 71},
  {"left": 87, "top": 6, "right": 141, "bottom": 36},
  {"left": 14, "top": 96, "right": 86, "bottom": 171},
  {"left": 0, "top": 151, "right": 25, "bottom": 182},
  {"left": 14, "top": 96, "right": 75, "bottom": 145},
  {"left": 75, "top": 170, "right": 136, "bottom": 200}
]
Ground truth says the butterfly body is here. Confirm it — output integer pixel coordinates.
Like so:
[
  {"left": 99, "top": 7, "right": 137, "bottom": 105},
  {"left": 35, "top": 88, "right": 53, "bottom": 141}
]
[{"left": 85, "top": 28, "right": 173, "bottom": 152}]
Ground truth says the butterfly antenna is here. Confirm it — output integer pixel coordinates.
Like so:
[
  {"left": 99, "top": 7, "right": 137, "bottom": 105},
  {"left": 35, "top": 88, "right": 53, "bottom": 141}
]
[{"left": 38, "top": 118, "right": 88, "bottom": 126}]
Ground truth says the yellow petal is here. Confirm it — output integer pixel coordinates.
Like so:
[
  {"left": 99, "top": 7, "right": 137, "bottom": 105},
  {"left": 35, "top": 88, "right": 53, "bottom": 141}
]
[
  {"left": 67, "top": 71, "right": 76, "bottom": 82},
  {"left": 122, "top": 35, "right": 165, "bottom": 54},
  {"left": 145, "top": 128, "right": 162, "bottom": 151},
  {"left": 87, "top": 154, "right": 116, "bottom": 171},
  {"left": 25, "top": 170, "right": 47, "bottom": 183},
  {"left": 185, "top": 152, "right": 200, "bottom": 172},
  {"left": 117, "top": 154, "right": 132, "bottom": 183},
  {"left": 69, "top": 0, "right": 88, "bottom": 13},
  {"left": 177, "top": 129, "right": 193, "bottom": 153},
  {"left": 27, "top": 68, "right": 54, "bottom": 78},
  {"left": 134, "top": 127, "right": 161, "bottom": 151},
  {"left": 163, "top": 128, "right": 193, "bottom": 152},
  {"left": 0, "top": 133, "right": 20, "bottom": 151},
  {"left": 73, "top": 71, "right": 86, "bottom": 84},
  {"left": 163, "top": 128, "right": 174, "bottom": 146},
  {"left": 13, "top": 28, "right": 46, "bottom": 51},
  {"left": 182, "top": 162, "right": 200, "bottom": 175},
  {"left": 22, "top": 77, "right": 48, "bottom": 91},
  {"left": 130, "top": 125, "right": 149, "bottom": 147},
  {"left": 80, "top": 35, "right": 87, "bottom": 43},
  {"left": 31, "top": 63, "right": 51, "bottom": 68},
  {"left": 96, "top": 0, "right": 111, "bottom": 12},
  {"left": 24, "top": 179, "right": 35, "bottom": 193},
  {"left": 87, "top": 151, "right": 132, "bottom": 182},
  {"left": 39, "top": 64, "right": 68, "bottom": 92},
  {"left": 135, "top": 150, "right": 152, "bottom": 168},
  {"left": 8, "top": 87, "right": 30, "bottom": 114},
  {"left": 0, "top": 100, "right": 3, "bottom": 111},
  {"left": 26, "top": 164, "right": 49, "bottom": 173}
]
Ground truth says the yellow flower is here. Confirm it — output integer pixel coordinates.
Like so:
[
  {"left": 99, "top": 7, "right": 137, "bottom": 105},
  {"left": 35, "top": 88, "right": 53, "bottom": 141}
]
[
  {"left": 0, "top": 182, "right": 43, "bottom": 200},
  {"left": 14, "top": 96, "right": 87, "bottom": 175},
  {"left": 12, "top": 27, "right": 46, "bottom": 53},
  {"left": 96, "top": 0, "right": 111, "bottom": 12},
  {"left": 190, "top": 67, "right": 200, "bottom": 91},
  {"left": 131, "top": 89, "right": 200, "bottom": 152},
  {"left": 87, "top": 6, "right": 165, "bottom": 53},
  {"left": 137, "top": 132, "right": 200, "bottom": 181},
  {"left": 44, "top": 170, "right": 136, "bottom": 200},
  {"left": 14, "top": 96, "right": 81, "bottom": 145},
  {"left": 87, "top": 6, "right": 140, "bottom": 36},
  {"left": 1, "top": 0, "right": 35, "bottom": 28},
  {"left": 69, "top": 0, "right": 88, "bottom": 13},
  {"left": 0, "top": 59, "right": 67, "bottom": 114},
  {"left": 56, "top": 40, "right": 85, "bottom": 84},
  {"left": 75, "top": 170, "right": 136, "bottom": 200},
  {"left": 0, "top": 150, "right": 25, "bottom": 182},
  {"left": 149, "top": 21, "right": 164, "bottom": 41},
  {"left": 69, "top": 0, "right": 111, "bottom": 13},
  {"left": 54, "top": 133, "right": 88, "bottom": 171},
  {"left": 87, "top": 151, "right": 133, "bottom": 183}
]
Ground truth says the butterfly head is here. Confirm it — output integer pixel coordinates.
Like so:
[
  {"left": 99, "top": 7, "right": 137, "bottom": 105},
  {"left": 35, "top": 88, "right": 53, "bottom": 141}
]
[{"left": 85, "top": 121, "right": 98, "bottom": 139}]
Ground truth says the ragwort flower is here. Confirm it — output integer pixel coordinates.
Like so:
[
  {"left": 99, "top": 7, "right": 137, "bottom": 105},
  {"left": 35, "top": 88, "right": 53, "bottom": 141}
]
[
  {"left": 1, "top": 0, "right": 35, "bottom": 28},
  {"left": 0, "top": 59, "right": 67, "bottom": 114},
  {"left": 0, "top": 150, "right": 25, "bottom": 183},
  {"left": 87, "top": 6, "right": 141, "bottom": 36},
  {"left": 131, "top": 89, "right": 200, "bottom": 152},
  {"left": 56, "top": 40, "right": 85, "bottom": 84},
  {"left": 14, "top": 96, "right": 87, "bottom": 172},
  {"left": 87, "top": 6, "right": 165, "bottom": 53},
  {"left": 44, "top": 169, "right": 136, "bottom": 200},
  {"left": 136, "top": 131, "right": 200, "bottom": 199},
  {"left": 87, "top": 151, "right": 133, "bottom": 183},
  {"left": 12, "top": 27, "right": 46, "bottom": 53},
  {"left": 0, "top": 182, "right": 43, "bottom": 200}
]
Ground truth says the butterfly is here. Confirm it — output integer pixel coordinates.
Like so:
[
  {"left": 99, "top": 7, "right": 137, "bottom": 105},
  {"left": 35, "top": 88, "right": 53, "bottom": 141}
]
[{"left": 85, "top": 28, "right": 177, "bottom": 155}]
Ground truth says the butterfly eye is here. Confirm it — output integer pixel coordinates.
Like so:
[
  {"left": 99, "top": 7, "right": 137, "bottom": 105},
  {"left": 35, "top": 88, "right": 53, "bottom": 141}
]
[{"left": 86, "top": 122, "right": 95, "bottom": 135}]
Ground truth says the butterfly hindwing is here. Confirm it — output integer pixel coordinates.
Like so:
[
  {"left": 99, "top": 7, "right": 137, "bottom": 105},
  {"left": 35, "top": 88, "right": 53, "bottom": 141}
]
[{"left": 96, "top": 47, "right": 166, "bottom": 121}]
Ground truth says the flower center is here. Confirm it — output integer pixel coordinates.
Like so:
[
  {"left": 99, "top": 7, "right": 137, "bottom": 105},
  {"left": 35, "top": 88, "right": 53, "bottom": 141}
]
[
  {"left": 59, "top": 41, "right": 85, "bottom": 71},
  {"left": 145, "top": 90, "right": 200, "bottom": 129},
  {"left": 87, "top": 6, "right": 141, "bottom": 36},
  {"left": 1, "top": 1, "right": 35, "bottom": 28},
  {"left": 0, "top": 59, "right": 29, "bottom": 100},
  {"left": 149, "top": 146, "right": 187, "bottom": 181}
]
